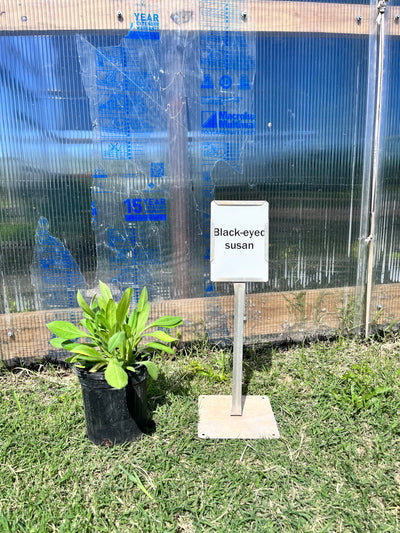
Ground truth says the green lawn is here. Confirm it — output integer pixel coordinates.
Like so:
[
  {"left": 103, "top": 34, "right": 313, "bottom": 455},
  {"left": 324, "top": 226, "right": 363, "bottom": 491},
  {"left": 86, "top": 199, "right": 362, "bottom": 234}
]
[{"left": 0, "top": 336, "right": 399, "bottom": 532}]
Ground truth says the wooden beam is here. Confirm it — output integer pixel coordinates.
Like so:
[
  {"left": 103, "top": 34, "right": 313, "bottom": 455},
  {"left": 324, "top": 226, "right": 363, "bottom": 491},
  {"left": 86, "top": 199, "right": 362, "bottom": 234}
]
[
  {"left": 1, "top": 283, "right": 399, "bottom": 362},
  {"left": 1, "top": 1, "right": 399, "bottom": 36}
]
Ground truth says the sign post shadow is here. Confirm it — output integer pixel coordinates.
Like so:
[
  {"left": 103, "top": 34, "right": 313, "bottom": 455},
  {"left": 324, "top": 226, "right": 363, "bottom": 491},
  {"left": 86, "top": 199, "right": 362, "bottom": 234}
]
[{"left": 198, "top": 201, "right": 280, "bottom": 439}]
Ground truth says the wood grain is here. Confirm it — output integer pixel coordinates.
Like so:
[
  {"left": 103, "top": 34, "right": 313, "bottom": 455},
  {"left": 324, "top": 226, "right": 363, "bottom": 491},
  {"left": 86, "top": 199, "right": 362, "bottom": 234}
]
[
  {"left": 2, "top": 1, "right": 398, "bottom": 36},
  {"left": 1, "top": 284, "right": 399, "bottom": 361}
]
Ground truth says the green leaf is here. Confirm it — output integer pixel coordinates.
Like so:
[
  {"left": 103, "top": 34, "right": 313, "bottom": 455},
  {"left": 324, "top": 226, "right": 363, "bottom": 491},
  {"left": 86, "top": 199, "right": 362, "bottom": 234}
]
[
  {"left": 108, "top": 331, "right": 125, "bottom": 353},
  {"left": 90, "top": 294, "right": 98, "bottom": 311},
  {"left": 49, "top": 337, "right": 67, "bottom": 348},
  {"left": 128, "top": 309, "right": 138, "bottom": 330},
  {"left": 136, "top": 301, "right": 150, "bottom": 335},
  {"left": 47, "top": 321, "right": 85, "bottom": 340},
  {"left": 65, "top": 355, "right": 79, "bottom": 363},
  {"left": 140, "top": 360, "right": 159, "bottom": 380},
  {"left": 68, "top": 353, "right": 105, "bottom": 362},
  {"left": 50, "top": 339, "right": 81, "bottom": 352},
  {"left": 99, "top": 280, "right": 113, "bottom": 302},
  {"left": 93, "top": 330, "right": 109, "bottom": 351},
  {"left": 80, "top": 318, "right": 95, "bottom": 336},
  {"left": 146, "top": 330, "right": 177, "bottom": 343},
  {"left": 145, "top": 316, "right": 183, "bottom": 330},
  {"left": 77, "top": 290, "right": 94, "bottom": 318},
  {"left": 143, "top": 341, "right": 175, "bottom": 354},
  {"left": 97, "top": 295, "right": 107, "bottom": 311},
  {"left": 119, "top": 466, "right": 155, "bottom": 501},
  {"left": 123, "top": 323, "right": 132, "bottom": 337},
  {"left": 89, "top": 362, "right": 106, "bottom": 372},
  {"left": 137, "top": 287, "right": 148, "bottom": 313},
  {"left": 116, "top": 288, "right": 133, "bottom": 326},
  {"left": 95, "top": 313, "right": 110, "bottom": 332},
  {"left": 111, "top": 322, "right": 120, "bottom": 336},
  {"left": 69, "top": 344, "right": 106, "bottom": 361},
  {"left": 106, "top": 298, "right": 117, "bottom": 327},
  {"left": 131, "top": 335, "right": 143, "bottom": 350},
  {"left": 371, "top": 386, "right": 393, "bottom": 396},
  {"left": 104, "top": 358, "right": 128, "bottom": 389}
]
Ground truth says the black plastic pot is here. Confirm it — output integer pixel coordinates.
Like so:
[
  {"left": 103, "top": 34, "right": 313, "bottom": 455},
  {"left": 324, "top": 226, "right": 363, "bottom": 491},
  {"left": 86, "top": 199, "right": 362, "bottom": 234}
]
[{"left": 74, "top": 364, "right": 149, "bottom": 445}]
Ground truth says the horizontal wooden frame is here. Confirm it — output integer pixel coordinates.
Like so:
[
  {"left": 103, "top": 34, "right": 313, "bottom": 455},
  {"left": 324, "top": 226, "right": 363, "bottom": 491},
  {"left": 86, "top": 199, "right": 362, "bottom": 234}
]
[
  {"left": 1, "top": 283, "right": 399, "bottom": 362},
  {"left": 1, "top": 1, "right": 400, "bottom": 36}
]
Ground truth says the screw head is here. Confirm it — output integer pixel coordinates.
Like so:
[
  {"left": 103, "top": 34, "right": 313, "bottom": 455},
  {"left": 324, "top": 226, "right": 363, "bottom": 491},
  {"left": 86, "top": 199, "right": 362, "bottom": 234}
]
[{"left": 117, "top": 10, "right": 123, "bottom": 20}]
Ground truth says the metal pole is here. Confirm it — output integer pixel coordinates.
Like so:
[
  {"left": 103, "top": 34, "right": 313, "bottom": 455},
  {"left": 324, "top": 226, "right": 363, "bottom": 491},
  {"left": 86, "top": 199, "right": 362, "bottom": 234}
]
[
  {"left": 231, "top": 282, "right": 246, "bottom": 416},
  {"left": 365, "top": 1, "right": 386, "bottom": 337}
]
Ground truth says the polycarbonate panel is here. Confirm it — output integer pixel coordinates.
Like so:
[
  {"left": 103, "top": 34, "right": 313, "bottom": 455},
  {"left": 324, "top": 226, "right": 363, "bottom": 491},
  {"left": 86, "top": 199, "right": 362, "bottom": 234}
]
[
  {"left": 370, "top": 5, "right": 400, "bottom": 328},
  {"left": 0, "top": 35, "right": 94, "bottom": 314},
  {"left": 0, "top": 0, "right": 394, "bottom": 362}
]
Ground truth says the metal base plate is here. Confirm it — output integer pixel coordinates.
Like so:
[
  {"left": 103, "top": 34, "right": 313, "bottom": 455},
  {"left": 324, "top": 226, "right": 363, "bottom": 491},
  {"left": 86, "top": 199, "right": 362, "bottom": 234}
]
[{"left": 198, "top": 395, "right": 280, "bottom": 439}]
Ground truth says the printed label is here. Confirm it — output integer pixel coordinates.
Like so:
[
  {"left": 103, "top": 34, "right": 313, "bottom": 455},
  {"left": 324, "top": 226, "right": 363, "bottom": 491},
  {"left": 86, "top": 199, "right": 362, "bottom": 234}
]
[
  {"left": 201, "top": 110, "right": 255, "bottom": 133},
  {"left": 101, "top": 141, "right": 131, "bottom": 160},
  {"left": 211, "top": 202, "right": 269, "bottom": 282},
  {"left": 93, "top": 169, "right": 107, "bottom": 179},
  {"left": 127, "top": 12, "right": 160, "bottom": 39},
  {"left": 150, "top": 162, "right": 165, "bottom": 178},
  {"left": 132, "top": 13, "right": 160, "bottom": 31},
  {"left": 124, "top": 198, "right": 167, "bottom": 221}
]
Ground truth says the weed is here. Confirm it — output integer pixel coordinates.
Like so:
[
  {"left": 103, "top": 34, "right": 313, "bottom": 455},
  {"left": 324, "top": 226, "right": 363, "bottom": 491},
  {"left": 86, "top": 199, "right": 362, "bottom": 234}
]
[
  {"left": 119, "top": 465, "right": 156, "bottom": 502},
  {"left": 332, "top": 362, "right": 395, "bottom": 412},
  {"left": 186, "top": 350, "right": 228, "bottom": 383},
  {"left": 338, "top": 296, "right": 357, "bottom": 334},
  {"left": 284, "top": 290, "right": 307, "bottom": 328},
  {"left": 314, "top": 290, "right": 328, "bottom": 326},
  {"left": 11, "top": 390, "right": 23, "bottom": 417}
]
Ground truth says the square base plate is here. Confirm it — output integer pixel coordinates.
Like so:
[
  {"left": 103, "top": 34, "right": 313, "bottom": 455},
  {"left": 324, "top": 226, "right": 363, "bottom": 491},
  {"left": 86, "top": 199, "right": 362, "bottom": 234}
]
[{"left": 198, "top": 395, "right": 280, "bottom": 439}]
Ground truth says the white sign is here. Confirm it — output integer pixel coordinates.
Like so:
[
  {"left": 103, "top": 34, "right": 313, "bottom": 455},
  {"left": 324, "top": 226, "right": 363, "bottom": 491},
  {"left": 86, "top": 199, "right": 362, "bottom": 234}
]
[{"left": 210, "top": 201, "right": 269, "bottom": 282}]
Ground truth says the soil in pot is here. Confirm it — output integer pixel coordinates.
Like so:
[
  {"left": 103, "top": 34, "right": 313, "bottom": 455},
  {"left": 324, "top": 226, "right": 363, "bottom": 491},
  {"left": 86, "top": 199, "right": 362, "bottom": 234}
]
[{"left": 74, "top": 365, "right": 150, "bottom": 445}]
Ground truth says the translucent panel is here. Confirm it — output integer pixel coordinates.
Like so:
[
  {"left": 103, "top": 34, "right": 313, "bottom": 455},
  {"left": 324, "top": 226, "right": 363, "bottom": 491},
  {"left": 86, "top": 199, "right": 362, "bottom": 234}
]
[
  {"left": 1, "top": 0, "right": 397, "bottom": 362},
  {"left": 370, "top": 23, "right": 400, "bottom": 328},
  {"left": 215, "top": 34, "right": 369, "bottom": 290},
  {"left": 0, "top": 35, "right": 95, "bottom": 316}
]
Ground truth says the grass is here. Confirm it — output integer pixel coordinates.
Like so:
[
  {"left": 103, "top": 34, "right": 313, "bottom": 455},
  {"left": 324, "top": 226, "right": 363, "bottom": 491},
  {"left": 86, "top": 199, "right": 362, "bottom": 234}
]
[{"left": 0, "top": 335, "right": 399, "bottom": 532}]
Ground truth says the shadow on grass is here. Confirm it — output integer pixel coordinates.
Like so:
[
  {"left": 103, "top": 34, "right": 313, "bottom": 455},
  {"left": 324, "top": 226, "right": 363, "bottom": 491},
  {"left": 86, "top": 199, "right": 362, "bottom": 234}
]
[
  {"left": 147, "top": 365, "right": 192, "bottom": 410},
  {"left": 147, "top": 340, "right": 277, "bottom": 412},
  {"left": 242, "top": 343, "right": 274, "bottom": 395}
]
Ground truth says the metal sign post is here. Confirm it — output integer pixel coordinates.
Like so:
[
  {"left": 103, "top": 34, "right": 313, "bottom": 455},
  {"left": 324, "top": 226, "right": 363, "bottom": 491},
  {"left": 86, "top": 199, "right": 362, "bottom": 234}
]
[
  {"left": 198, "top": 201, "right": 280, "bottom": 439},
  {"left": 231, "top": 282, "right": 245, "bottom": 415}
]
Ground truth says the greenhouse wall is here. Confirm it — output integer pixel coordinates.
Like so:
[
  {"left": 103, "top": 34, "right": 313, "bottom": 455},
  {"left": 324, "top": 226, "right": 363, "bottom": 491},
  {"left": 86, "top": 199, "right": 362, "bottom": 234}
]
[{"left": 1, "top": 0, "right": 400, "bottom": 362}]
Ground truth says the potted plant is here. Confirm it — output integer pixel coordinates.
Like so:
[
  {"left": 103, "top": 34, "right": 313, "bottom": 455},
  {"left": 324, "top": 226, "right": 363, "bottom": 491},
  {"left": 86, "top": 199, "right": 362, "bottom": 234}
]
[{"left": 47, "top": 281, "right": 182, "bottom": 445}]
